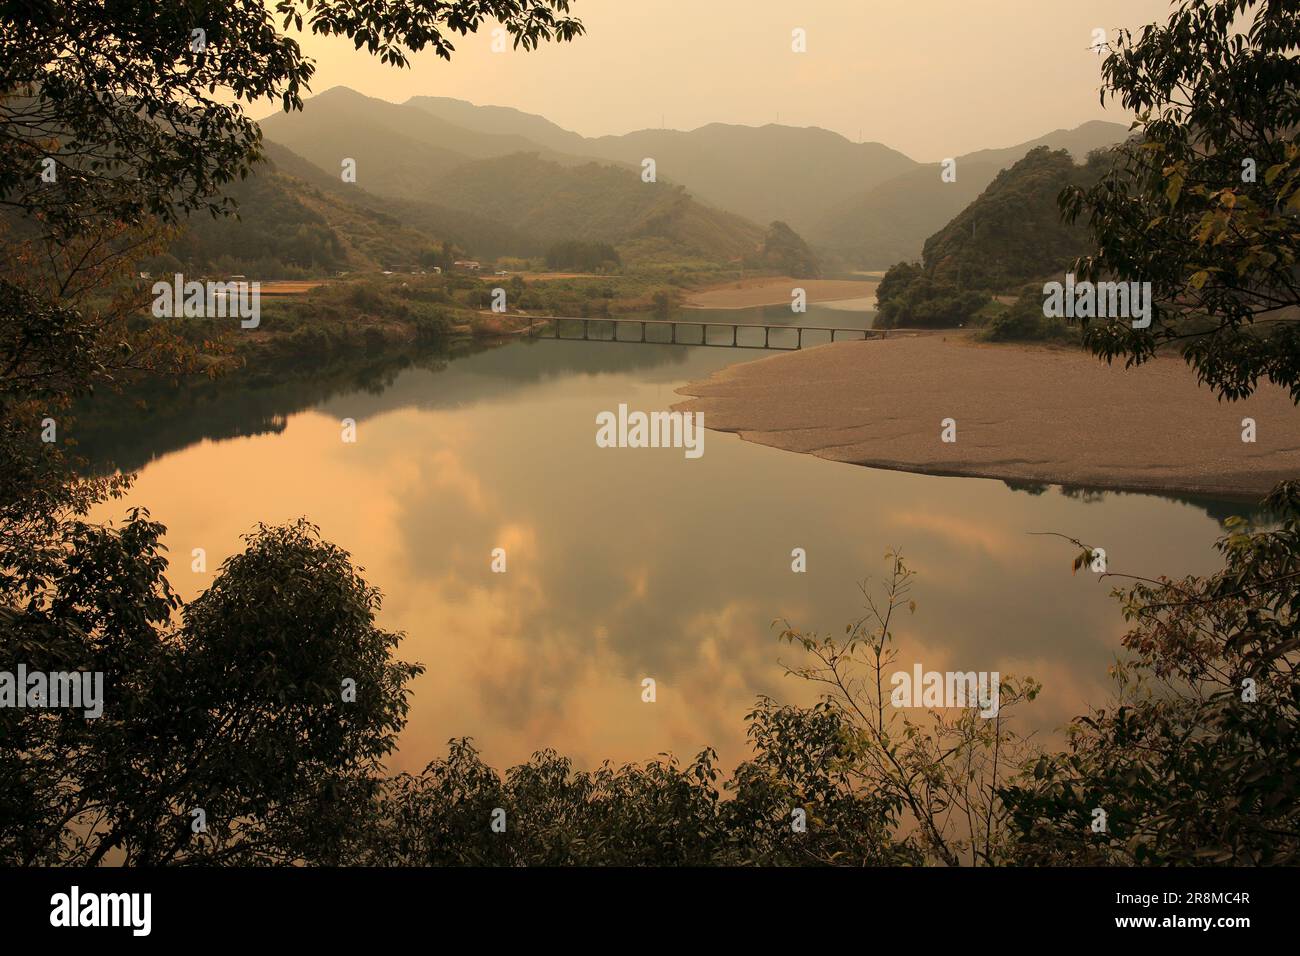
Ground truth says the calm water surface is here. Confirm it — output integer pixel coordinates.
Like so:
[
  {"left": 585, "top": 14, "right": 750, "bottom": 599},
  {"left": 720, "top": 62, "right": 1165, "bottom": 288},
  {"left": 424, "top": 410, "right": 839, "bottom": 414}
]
[{"left": 86, "top": 302, "right": 1239, "bottom": 773}]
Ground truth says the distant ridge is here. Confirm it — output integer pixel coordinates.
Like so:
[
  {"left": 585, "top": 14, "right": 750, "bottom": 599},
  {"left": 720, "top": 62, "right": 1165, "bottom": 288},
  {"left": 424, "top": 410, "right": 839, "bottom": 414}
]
[
  {"left": 253, "top": 87, "right": 1130, "bottom": 270},
  {"left": 811, "top": 120, "right": 1130, "bottom": 267}
]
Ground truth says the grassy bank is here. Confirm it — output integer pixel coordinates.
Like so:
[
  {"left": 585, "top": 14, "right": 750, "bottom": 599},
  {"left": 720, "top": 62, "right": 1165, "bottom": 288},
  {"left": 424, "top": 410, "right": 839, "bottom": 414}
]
[{"left": 135, "top": 267, "right": 767, "bottom": 372}]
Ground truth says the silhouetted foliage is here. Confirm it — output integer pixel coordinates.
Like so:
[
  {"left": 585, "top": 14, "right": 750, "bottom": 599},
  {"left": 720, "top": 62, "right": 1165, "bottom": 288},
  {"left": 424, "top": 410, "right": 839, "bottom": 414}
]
[
  {"left": 1062, "top": 0, "right": 1300, "bottom": 401},
  {"left": 1003, "top": 481, "right": 1300, "bottom": 865},
  {"left": 1, "top": 519, "right": 421, "bottom": 865}
]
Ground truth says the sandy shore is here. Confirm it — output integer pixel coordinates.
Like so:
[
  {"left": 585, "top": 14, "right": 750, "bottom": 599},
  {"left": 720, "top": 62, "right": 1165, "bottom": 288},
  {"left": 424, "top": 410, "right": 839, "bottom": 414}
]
[
  {"left": 683, "top": 276, "right": 878, "bottom": 310},
  {"left": 673, "top": 334, "right": 1300, "bottom": 499}
]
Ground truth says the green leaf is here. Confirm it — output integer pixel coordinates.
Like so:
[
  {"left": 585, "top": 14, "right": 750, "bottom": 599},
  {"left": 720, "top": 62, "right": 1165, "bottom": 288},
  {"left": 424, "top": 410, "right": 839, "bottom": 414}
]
[{"left": 1165, "top": 172, "right": 1184, "bottom": 206}]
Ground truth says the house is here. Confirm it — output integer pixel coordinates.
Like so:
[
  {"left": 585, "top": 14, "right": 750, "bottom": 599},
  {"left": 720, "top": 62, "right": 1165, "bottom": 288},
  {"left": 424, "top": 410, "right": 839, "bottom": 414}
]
[{"left": 453, "top": 260, "right": 481, "bottom": 272}]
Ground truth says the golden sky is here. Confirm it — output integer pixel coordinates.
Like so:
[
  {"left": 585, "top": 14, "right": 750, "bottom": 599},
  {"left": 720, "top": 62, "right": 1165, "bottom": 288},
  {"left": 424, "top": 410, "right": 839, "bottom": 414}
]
[{"left": 262, "top": 0, "right": 1177, "bottom": 160}]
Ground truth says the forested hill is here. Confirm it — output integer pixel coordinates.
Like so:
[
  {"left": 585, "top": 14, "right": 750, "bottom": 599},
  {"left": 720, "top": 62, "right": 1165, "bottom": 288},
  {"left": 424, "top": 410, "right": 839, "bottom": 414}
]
[
  {"left": 256, "top": 141, "right": 543, "bottom": 263},
  {"left": 256, "top": 87, "right": 776, "bottom": 267},
  {"left": 156, "top": 133, "right": 776, "bottom": 274},
  {"left": 920, "top": 146, "right": 1111, "bottom": 288},
  {"left": 873, "top": 146, "right": 1114, "bottom": 333},
  {"left": 424, "top": 152, "right": 766, "bottom": 262},
  {"left": 809, "top": 122, "right": 1128, "bottom": 268},
  {"left": 153, "top": 142, "right": 447, "bottom": 277}
]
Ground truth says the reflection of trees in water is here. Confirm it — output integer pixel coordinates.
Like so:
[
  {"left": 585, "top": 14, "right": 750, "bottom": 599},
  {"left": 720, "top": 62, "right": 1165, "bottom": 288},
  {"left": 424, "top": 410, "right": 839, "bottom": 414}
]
[
  {"left": 71, "top": 337, "right": 702, "bottom": 476},
  {"left": 1001, "top": 478, "right": 1264, "bottom": 524},
  {"left": 70, "top": 345, "right": 452, "bottom": 475}
]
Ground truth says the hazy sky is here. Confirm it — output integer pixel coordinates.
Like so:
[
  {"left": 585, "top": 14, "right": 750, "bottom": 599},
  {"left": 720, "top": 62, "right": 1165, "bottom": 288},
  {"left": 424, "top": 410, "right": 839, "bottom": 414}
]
[{"left": 264, "top": 0, "right": 1176, "bottom": 161}]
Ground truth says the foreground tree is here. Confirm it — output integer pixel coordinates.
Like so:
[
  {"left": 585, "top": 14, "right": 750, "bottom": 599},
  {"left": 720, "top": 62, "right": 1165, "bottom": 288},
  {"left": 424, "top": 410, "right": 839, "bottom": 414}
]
[
  {"left": 0, "top": 520, "right": 421, "bottom": 865},
  {"left": 1003, "top": 481, "right": 1300, "bottom": 865},
  {"left": 1, "top": 0, "right": 584, "bottom": 237},
  {"left": 1063, "top": 0, "right": 1300, "bottom": 400},
  {"left": 773, "top": 552, "right": 1039, "bottom": 866},
  {"left": 362, "top": 701, "right": 916, "bottom": 866}
]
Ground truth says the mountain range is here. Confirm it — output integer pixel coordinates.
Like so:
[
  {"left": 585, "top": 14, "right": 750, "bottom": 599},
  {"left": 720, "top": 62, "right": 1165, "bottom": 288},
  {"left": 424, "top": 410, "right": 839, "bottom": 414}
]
[{"left": 173, "top": 87, "right": 1131, "bottom": 273}]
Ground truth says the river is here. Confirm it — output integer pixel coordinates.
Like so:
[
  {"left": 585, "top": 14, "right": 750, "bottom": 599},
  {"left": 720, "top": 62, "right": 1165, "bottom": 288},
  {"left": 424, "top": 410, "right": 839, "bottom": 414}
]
[{"left": 83, "top": 301, "right": 1243, "bottom": 774}]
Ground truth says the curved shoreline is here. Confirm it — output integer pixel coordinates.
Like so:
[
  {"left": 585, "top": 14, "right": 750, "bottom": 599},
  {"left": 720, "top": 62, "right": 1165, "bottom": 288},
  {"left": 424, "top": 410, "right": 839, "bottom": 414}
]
[{"left": 672, "top": 334, "right": 1300, "bottom": 501}]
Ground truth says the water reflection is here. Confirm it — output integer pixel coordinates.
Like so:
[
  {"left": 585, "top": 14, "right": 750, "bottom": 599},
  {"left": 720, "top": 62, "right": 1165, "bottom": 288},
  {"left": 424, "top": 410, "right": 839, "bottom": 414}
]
[
  {"left": 1000, "top": 478, "right": 1261, "bottom": 525},
  {"left": 83, "top": 334, "right": 1243, "bottom": 775}
]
